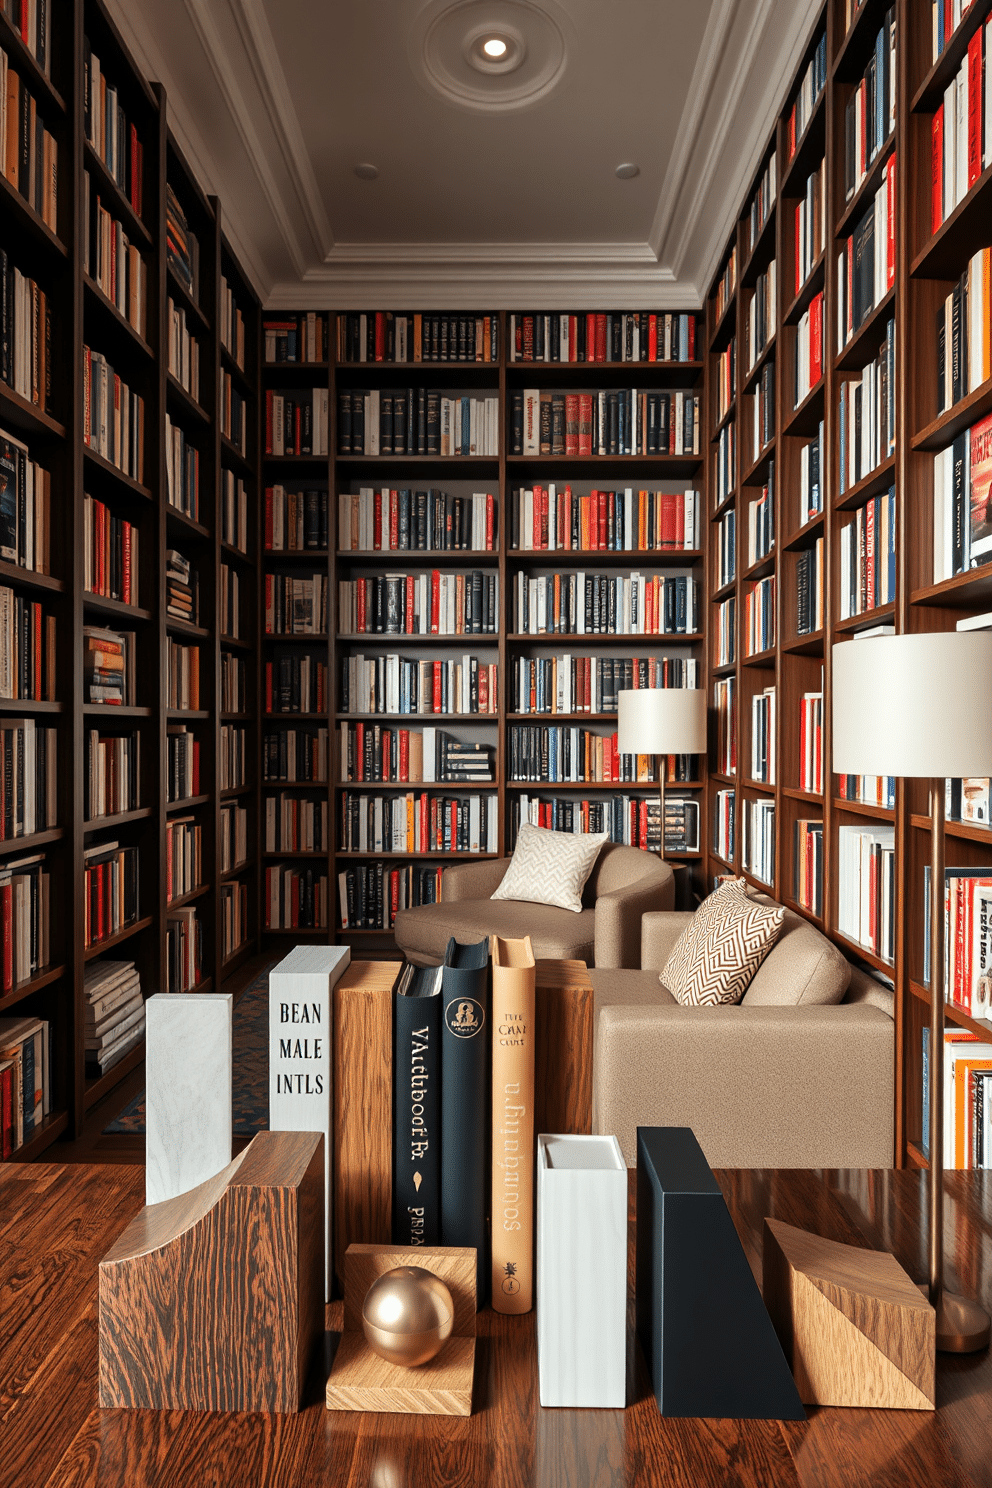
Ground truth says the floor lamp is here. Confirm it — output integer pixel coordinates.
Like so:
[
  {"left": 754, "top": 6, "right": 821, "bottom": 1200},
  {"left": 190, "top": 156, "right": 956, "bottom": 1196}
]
[
  {"left": 617, "top": 688, "right": 707, "bottom": 856},
  {"left": 833, "top": 632, "right": 992, "bottom": 1353}
]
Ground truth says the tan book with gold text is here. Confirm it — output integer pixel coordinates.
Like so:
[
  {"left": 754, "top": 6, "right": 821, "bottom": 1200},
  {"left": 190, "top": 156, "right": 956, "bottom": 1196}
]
[{"left": 490, "top": 934, "right": 536, "bottom": 1314}]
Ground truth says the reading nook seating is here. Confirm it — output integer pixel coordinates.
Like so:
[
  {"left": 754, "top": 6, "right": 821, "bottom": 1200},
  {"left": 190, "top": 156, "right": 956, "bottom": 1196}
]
[
  {"left": 393, "top": 843, "right": 674, "bottom": 968},
  {"left": 590, "top": 898, "right": 895, "bottom": 1169}
]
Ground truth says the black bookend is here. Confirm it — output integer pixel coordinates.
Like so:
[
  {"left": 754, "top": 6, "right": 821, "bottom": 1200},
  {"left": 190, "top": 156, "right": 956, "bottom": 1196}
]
[
  {"left": 392, "top": 964, "right": 442, "bottom": 1247},
  {"left": 636, "top": 1127, "right": 805, "bottom": 1420},
  {"left": 440, "top": 936, "right": 490, "bottom": 1305}
]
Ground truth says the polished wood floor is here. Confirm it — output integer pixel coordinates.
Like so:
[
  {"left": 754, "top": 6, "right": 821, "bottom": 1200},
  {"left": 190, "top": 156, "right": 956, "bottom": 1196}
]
[{"left": 2, "top": 1160, "right": 991, "bottom": 1487}]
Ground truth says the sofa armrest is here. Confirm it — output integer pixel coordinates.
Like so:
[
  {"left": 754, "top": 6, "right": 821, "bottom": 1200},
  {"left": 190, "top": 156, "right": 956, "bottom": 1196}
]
[
  {"left": 594, "top": 1003, "right": 893, "bottom": 1169},
  {"left": 442, "top": 858, "right": 509, "bottom": 903},
  {"left": 594, "top": 865, "right": 675, "bottom": 970},
  {"left": 640, "top": 911, "right": 695, "bottom": 972}
]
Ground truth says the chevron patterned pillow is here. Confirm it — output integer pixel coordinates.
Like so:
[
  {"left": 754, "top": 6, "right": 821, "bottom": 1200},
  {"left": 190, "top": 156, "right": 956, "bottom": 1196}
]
[
  {"left": 492, "top": 823, "right": 608, "bottom": 913},
  {"left": 662, "top": 879, "right": 785, "bottom": 1007}
]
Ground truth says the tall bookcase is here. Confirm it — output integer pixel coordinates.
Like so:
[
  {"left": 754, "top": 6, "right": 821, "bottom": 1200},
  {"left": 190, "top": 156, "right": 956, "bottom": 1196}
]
[
  {"left": 0, "top": 0, "right": 261, "bottom": 1154},
  {"left": 705, "top": 0, "right": 992, "bottom": 1167}
]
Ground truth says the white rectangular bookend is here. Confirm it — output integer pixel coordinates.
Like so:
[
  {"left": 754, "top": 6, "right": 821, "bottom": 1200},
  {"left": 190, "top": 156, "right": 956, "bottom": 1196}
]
[{"left": 145, "top": 993, "right": 233, "bottom": 1207}]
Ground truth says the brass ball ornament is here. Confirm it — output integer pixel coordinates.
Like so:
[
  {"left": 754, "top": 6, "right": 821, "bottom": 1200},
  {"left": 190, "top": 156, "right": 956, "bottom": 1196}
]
[{"left": 361, "top": 1266, "right": 455, "bottom": 1367}]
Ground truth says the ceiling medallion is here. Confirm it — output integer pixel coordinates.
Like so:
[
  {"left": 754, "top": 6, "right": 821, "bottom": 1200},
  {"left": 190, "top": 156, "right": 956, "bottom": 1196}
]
[{"left": 410, "top": 0, "right": 574, "bottom": 114}]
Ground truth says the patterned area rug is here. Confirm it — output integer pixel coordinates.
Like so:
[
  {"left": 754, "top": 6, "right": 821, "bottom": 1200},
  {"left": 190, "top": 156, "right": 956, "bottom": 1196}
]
[{"left": 104, "top": 964, "right": 274, "bottom": 1136}]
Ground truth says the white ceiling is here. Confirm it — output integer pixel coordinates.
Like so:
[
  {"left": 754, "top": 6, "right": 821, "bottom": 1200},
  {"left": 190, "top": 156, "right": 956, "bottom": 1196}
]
[{"left": 108, "top": 0, "right": 821, "bottom": 309}]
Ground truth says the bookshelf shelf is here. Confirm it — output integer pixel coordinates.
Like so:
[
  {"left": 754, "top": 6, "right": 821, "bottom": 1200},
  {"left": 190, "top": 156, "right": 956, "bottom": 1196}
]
[
  {"left": 83, "top": 593, "right": 154, "bottom": 622},
  {"left": 9, "top": 1109, "right": 70, "bottom": 1162},
  {"left": 166, "top": 374, "right": 210, "bottom": 428},
  {"left": 84, "top": 808, "right": 155, "bottom": 831},
  {"left": 740, "top": 205, "right": 778, "bottom": 289},
  {"left": 832, "top": 454, "right": 896, "bottom": 512},
  {"left": 84, "top": 144, "right": 152, "bottom": 248},
  {"left": 833, "top": 603, "right": 895, "bottom": 634},
  {"left": 832, "top": 797, "right": 895, "bottom": 823},
  {"left": 83, "top": 1040, "right": 147, "bottom": 1110},
  {"left": 82, "top": 915, "right": 156, "bottom": 962},
  {"left": 0, "top": 964, "right": 70, "bottom": 1015},
  {"left": 910, "top": 162, "right": 992, "bottom": 280},
  {"left": 782, "top": 253, "right": 826, "bottom": 327},
  {"left": 0, "top": 171, "right": 69, "bottom": 261},
  {"left": 0, "top": 13, "right": 66, "bottom": 111},
  {"left": 910, "top": 3, "right": 992, "bottom": 110},
  {"left": 782, "top": 379, "right": 824, "bottom": 437},
  {"left": 82, "top": 447, "right": 153, "bottom": 501},
  {"left": 0, "top": 828, "right": 65, "bottom": 855},
  {"left": 742, "top": 334, "right": 777, "bottom": 397},
  {"left": 835, "top": 130, "right": 896, "bottom": 240},
  {"left": 0, "top": 384, "right": 66, "bottom": 441},
  {"left": 834, "top": 288, "right": 896, "bottom": 374},
  {"left": 780, "top": 90, "right": 826, "bottom": 193},
  {"left": 911, "top": 376, "right": 992, "bottom": 453},
  {"left": 83, "top": 276, "right": 154, "bottom": 358}
]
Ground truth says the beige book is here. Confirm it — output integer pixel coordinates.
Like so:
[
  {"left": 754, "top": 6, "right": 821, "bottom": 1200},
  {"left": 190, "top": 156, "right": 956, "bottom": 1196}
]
[{"left": 490, "top": 934, "right": 536, "bottom": 1315}]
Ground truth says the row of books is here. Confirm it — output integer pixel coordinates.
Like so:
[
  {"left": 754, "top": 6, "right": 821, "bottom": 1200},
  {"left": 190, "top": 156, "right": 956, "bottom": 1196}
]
[
  {"left": 800, "top": 424, "right": 824, "bottom": 526},
  {"left": 930, "top": 0, "right": 976, "bottom": 61},
  {"left": 843, "top": 9, "right": 896, "bottom": 203},
  {"left": 267, "top": 485, "right": 330, "bottom": 552},
  {"left": 167, "top": 298, "right": 200, "bottom": 403},
  {"left": 742, "top": 797, "right": 775, "bottom": 885},
  {"left": 1, "top": 53, "right": 58, "bottom": 232},
  {"left": 83, "top": 838, "right": 138, "bottom": 949},
  {"left": 84, "top": 347, "right": 144, "bottom": 481},
  {"left": 794, "top": 163, "right": 825, "bottom": 296},
  {"left": 338, "top": 389, "right": 497, "bottom": 458},
  {"left": 264, "top": 794, "right": 328, "bottom": 853},
  {"left": 221, "top": 880, "right": 248, "bottom": 960},
  {"left": 166, "top": 547, "right": 198, "bottom": 634},
  {"left": 922, "top": 1028, "right": 992, "bottom": 1169},
  {"left": 714, "top": 423, "right": 735, "bottom": 506},
  {"left": 336, "top": 862, "right": 441, "bottom": 930},
  {"left": 0, "top": 589, "right": 55, "bottom": 700},
  {"left": 713, "top": 787, "right": 735, "bottom": 862},
  {"left": 0, "top": 1009, "right": 49, "bottom": 1154},
  {"left": 796, "top": 536, "right": 825, "bottom": 635},
  {"left": 715, "top": 676, "right": 735, "bottom": 774},
  {"left": 512, "top": 794, "right": 700, "bottom": 853},
  {"left": 265, "top": 388, "right": 329, "bottom": 457},
  {"left": 509, "top": 485, "right": 700, "bottom": 553},
  {"left": 930, "top": 17, "right": 992, "bottom": 233},
  {"left": 744, "top": 149, "right": 776, "bottom": 259},
  {"left": 716, "top": 508, "right": 735, "bottom": 588},
  {"left": 339, "top": 486, "right": 493, "bottom": 554},
  {"left": 750, "top": 686, "right": 775, "bottom": 785},
  {"left": 0, "top": 0, "right": 50, "bottom": 71},
  {"left": 839, "top": 488, "right": 896, "bottom": 619},
  {"left": 265, "top": 865, "right": 327, "bottom": 930},
  {"left": 716, "top": 338, "right": 735, "bottom": 424},
  {"left": 340, "top": 653, "right": 497, "bottom": 718},
  {"left": 2, "top": 253, "right": 49, "bottom": 411},
  {"left": 837, "top": 822, "right": 895, "bottom": 962},
  {"left": 165, "top": 184, "right": 199, "bottom": 302},
  {"left": 219, "top": 653, "right": 245, "bottom": 713},
  {"left": 263, "top": 727, "right": 328, "bottom": 783},
  {"left": 220, "top": 275, "right": 246, "bottom": 370},
  {"left": 338, "top": 571, "right": 499, "bottom": 637},
  {"left": 937, "top": 248, "right": 991, "bottom": 415},
  {"left": 512, "top": 572, "right": 699, "bottom": 636},
  {"left": 265, "top": 313, "right": 327, "bottom": 364},
  {"left": 924, "top": 866, "right": 992, "bottom": 1021},
  {"left": 84, "top": 41, "right": 142, "bottom": 218},
  {"left": 746, "top": 462, "right": 774, "bottom": 565},
  {"left": 340, "top": 724, "right": 494, "bottom": 785},
  {"left": 219, "top": 562, "right": 240, "bottom": 639},
  {"left": 264, "top": 572, "right": 327, "bottom": 636},
  {"left": 507, "top": 726, "right": 657, "bottom": 785},
  {"left": 838, "top": 318, "right": 896, "bottom": 493},
  {"left": 715, "top": 247, "right": 736, "bottom": 325},
  {"left": 745, "top": 259, "right": 775, "bottom": 373},
  {"left": 219, "top": 723, "right": 246, "bottom": 790},
  {"left": 164, "top": 414, "right": 199, "bottom": 518},
  {"left": 512, "top": 388, "right": 701, "bottom": 459},
  {"left": 0, "top": 848, "right": 47, "bottom": 992},
  {"left": 511, "top": 656, "right": 698, "bottom": 716},
  {"left": 167, "top": 723, "right": 199, "bottom": 802},
  {"left": 0, "top": 718, "right": 55, "bottom": 838},
  {"left": 837, "top": 158, "right": 896, "bottom": 348},
  {"left": 220, "top": 372, "right": 246, "bottom": 455},
  {"left": 0, "top": 425, "right": 50, "bottom": 575},
  {"left": 340, "top": 791, "right": 499, "bottom": 855},
  {"left": 340, "top": 311, "right": 497, "bottom": 364},
  {"left": 750, "top": 361, "right": 774, "bottom": 460},
  {"left": 932, "top": 411, "right": 992, "bottom": 579},
  {"left": 82, "top": 496, "right": 138, "bottom": 605},
  {"left": 166, "top": 904, "right": 201, "bottom": 992},
  {"left": 793, "top": 290, "right": 823, "bottom": 408},
  {"left": 508, "top": 311, "right": 697, "bottom": 364},
  {"left": 219, "top": 802, "right": 247, "bottom": 872},
  {"left": 84, "top": 960, "right": 141, "bottom": 1078},
  {"left": 222, "top": 470, "right": 249, "bottom": 554},
  {"left": 794, "top": 820, "right": 823, "bottom": 917},
  {"left": 166, "top": 641, "right": 199, "bottom": 711},
  {"left": 264, "top": 655, "right": 327, "bottom": 714},
  {"left": 946, "top": 774, "right": 990, "bottom": 826},
  {"left": 786, "top": 33, "right": 827, "bottom": 159},
  {"left": 165, "top": 816, "right": 201, "bottom": 903},
  {"left": 744, "top": 575, "right": 775, "bottom": 655},
  {"left": 85, "top": 729, "right": 139, "bottom": 820},
  {"left": 799, "top": 686, "right": 824, "bottom": 794},
  {"left": 838, "top": 771, "right": 895, "bottom": 808},
  {"left": 715, "top": 596, "right": 735, "bottom": 667}
]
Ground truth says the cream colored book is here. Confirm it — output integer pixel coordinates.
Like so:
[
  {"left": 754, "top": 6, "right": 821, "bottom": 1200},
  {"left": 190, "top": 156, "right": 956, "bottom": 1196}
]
[{"left": 490, "top": 933, "right": 536, "bottom": 1314}]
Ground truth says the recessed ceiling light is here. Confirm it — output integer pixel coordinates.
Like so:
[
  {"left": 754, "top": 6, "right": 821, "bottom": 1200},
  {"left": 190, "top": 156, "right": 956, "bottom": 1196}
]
[
  {"left": 354, "top": 163, "right": 379, "bottom": 180},
  {"left": 483, "top": 36, "right": 507, "bottom": 57},
  {"left": 615, "top": 162, "right": 640, "bottom": 180}
]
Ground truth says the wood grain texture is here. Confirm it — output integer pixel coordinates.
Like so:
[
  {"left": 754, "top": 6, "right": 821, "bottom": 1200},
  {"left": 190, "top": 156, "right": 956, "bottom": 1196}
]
[
  {"left": 98, "top": 1131, "right": 323, "bottom": 1412},
  {"left": 8, "top": 1162, "right": 992, "bottom": 1486},
  {"left": 534, "top": 958, "right": 593, "bottom": 1138}
]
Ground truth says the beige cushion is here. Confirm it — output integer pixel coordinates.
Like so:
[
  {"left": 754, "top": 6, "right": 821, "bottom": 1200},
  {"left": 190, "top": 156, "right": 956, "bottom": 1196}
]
[
  {"left": 491, "top": 824, "right": 607, "bottom": 913},
  {"left": 661, "top": 878, "right": 784, "bottom": 1007},
  {"left": 394, "top": 897, "right": 595, "bottom": 966},
  {"left": 741, "top": 907, "right": 851, "bottom": 1007}
]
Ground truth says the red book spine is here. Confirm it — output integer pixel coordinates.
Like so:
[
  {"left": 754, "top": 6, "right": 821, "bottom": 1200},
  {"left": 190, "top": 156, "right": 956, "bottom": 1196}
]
[
  {"left": 356, "top": 577, "right": 366, "bottom": 634},
  {"left": 522, "top": 316, "right": 534, "bottom": 361},
  {"left": 420, "top": 792, "right": 428, "bottom": 850},
  {"left": 967, "top": 31, "right": 983, "bottom": 189},
  {"left": 687, "top": 315, "right": 695, "bottom": 360},
  {"left": 578, "top": 394, "right": 593, "bottom": 457},
  {"left": 375, "top": 312, "right": 385, "bottom": 361},
  {"left": 865, "top": 497, "right": 876, "bottom": 607},
  {"left": 564, "top": 394, "right": 579, "bottom": 456},
  {"left": 568, "top": 315, "right": 577, "bottom": 362},
  {"left": 598, "top": 492, "right": 607, "bottom": 549},
  {"left": 405, "top": 576, "right": 415, "bottom": 633},
  {"left": 294, "top": 406, "right": 301, "bottom": 456},
  {"left": 389, "top": 488, "right": 399, "bottom": 549},
  {"left": 586, "top": 313, "right": 597, "bottom": 362},
  {"left": 486, "top": 492, "right": 494, "bottom": 550},
  {"left": 1, "top": 881, "right": 10, "bottom": 991},
  {"left": 430, "top": 571, "right": 440, "bottom": 633},
  {"left": 432, "top": 662, "right": 442, "bottom": 713},
  {"left": 932, "top": 105, "right": 944, "bottom": 234},
  {"left": 662, "top": 492, "right": 677, "bottom": 548},
  {"left": 399, "top": 729, "right": 409, "bottom": 782},
  {"left": 648, "top": 314, "right": 658, "bottom": 361},
  {"left": 595, "top": 313, "right": 607, "bottom": 363},
  {"left": 122, "top": 522, "right": 132, "bottom": 604},
  {"left": 810, "top": 292, "right": 823, "bottom": 386},
  {"left": 541, "top": 487, "right": 549, "bottom": 548}
]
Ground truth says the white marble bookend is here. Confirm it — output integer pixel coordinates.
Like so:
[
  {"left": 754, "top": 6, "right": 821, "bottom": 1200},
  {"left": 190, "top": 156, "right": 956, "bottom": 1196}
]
[{"left": 145, "top": 993, "right": 233, "bottom": 1207}]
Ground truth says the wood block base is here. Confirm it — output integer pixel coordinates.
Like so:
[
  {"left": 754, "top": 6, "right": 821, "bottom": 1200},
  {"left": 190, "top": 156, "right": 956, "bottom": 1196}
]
[{"left": 763, "top": 1218, "right": 936, "bottom": 1410}]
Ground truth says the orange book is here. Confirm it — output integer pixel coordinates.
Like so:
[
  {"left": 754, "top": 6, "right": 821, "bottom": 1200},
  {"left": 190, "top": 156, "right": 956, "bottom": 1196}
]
[
  {"left": 490, "top": 934, "right": 536, "bottom": 1314},
  {"left": 955, "top": 1058, "right": 992, "bottom": 1167}
]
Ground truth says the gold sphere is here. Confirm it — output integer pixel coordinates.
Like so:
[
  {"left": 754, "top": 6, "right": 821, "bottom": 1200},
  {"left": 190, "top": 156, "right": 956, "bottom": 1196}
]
[{"left": 362, "top": 1266, "right": 454, "bottom": 1367}]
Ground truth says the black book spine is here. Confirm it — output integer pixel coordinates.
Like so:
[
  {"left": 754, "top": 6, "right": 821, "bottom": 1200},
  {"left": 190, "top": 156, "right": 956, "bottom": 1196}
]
[{"left": 393, "top": 974, "right": 442, "bottom": 1246}]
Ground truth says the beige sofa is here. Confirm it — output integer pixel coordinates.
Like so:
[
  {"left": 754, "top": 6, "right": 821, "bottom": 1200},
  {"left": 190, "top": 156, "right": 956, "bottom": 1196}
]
[
  {"left": 591, "top": 901, "right": 894, "bottom": 1169},
  {"left": 393, "top": 843, "right": 674, "bottom": 968}
]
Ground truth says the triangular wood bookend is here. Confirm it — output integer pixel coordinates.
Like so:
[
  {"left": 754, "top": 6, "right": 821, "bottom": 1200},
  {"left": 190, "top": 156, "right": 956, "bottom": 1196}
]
[{"left": 763, "top": 1218, "right": 935, "bottom": 1410}]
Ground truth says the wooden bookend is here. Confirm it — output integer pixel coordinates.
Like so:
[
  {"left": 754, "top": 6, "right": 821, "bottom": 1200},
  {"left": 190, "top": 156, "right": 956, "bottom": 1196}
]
[
  {"left": 534, "top": 958, "right": 593, "bottom": 1138},
  {"left": 636, "top": 1127, "right": 805, "bottom": 1420},
  {"left": 762, "top": 1218, "right": 936, "bottom": 1410},
  {"left": 326, "top": 1242, "right": 476, "bottom": 1415},
  {"left": 99, "top": 1130, "right": 323, "bottom": 1413}
]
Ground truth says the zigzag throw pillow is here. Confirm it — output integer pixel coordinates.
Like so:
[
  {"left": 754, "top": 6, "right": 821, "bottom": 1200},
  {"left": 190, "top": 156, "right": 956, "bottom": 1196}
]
[{"left": 661, "top": 878, "right": 784, "bottom": 1006}]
